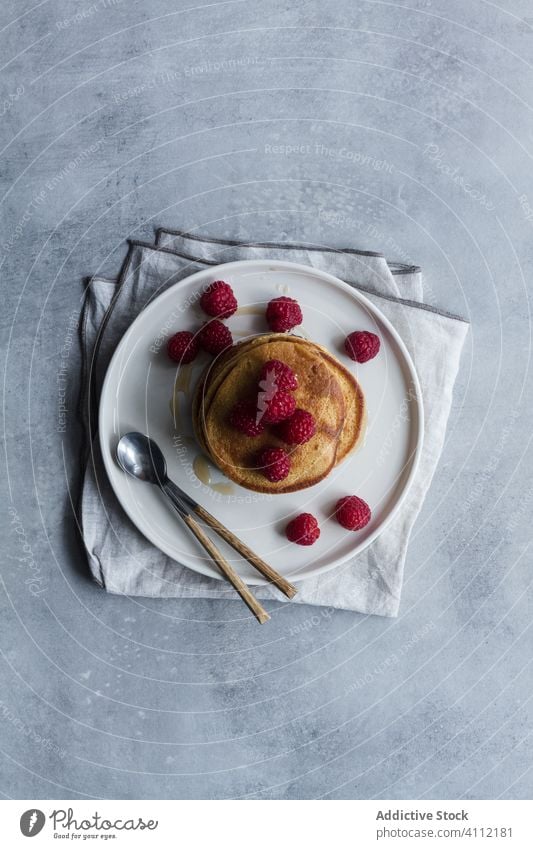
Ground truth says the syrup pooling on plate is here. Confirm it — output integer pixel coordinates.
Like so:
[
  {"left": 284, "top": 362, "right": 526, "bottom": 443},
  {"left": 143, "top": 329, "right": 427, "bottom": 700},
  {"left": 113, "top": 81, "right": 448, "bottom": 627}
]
[
  {"left": 235, "top": 306, "right": 264, "bottom": 317},
  {"left": 170, "top": 363, "right": 194, "bottom": 430},
  {"left": 192, "top": 454, "right": 234, "bottom": 495},
  {"left": 171, "top": 362, "right": 235, "bottom": 495}
]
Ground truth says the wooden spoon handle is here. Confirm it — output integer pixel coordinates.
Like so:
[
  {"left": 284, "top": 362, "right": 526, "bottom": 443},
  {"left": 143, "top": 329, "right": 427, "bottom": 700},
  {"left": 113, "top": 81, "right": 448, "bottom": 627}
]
[
  {"left": 181, "top": 513, "right": 270, "bottom": 624},
  {"left": 194, "top": 504, "right": 297, "bottom": 599}
]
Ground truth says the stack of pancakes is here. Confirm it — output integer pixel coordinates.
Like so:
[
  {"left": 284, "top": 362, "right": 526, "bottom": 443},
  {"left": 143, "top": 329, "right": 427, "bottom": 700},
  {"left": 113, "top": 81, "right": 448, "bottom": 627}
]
[{"left": 192, "top": 333, "right": 366, "bottom": 493}]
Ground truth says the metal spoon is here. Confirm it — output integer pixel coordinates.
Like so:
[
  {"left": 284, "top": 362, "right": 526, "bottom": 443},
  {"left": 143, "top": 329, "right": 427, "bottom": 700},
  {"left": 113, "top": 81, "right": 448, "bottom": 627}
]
[
  {"left": 116, "top": 431, "right": 196, "bottom": 512},
  {"left": 116, "top": 432, "right": 271, "bottom": 623},
  {"left": 116, "top": 432, "right": 296, "bottom": 599}
]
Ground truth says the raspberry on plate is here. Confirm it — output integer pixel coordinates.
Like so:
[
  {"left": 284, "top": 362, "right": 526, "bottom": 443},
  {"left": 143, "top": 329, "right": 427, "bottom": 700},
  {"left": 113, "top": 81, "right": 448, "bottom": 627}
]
[
  {"left": 229, "top": 400, "right": 264, "bottom": 437},
  {"left": 167, "top": 330, "right": 199, "bottom": 364},
  {"left": 286, "top": 513, "right": 320, "bottom": 546},
  {"left": 344, "top": 330, "right": 380, "bottom": 363},
  {"left": 277, "top": 408, "right": 316, "bottom": 445},
  {"left": 200, "top": 280, "right": 238, "bottom": 319},
  {"left": 256, "top": 447, "right": 291, "bottom": 482},
  {"left": 259, "top": 359, "right": 298, "bottom": 391},
  {"left": 335, "top": 495, "right": 371, "bottom": 531},
  {"left": 261, "top": 389, "right": 296, "bottom": 424},
  {"left": 198, "top": 320, "right": 233, "bottom": 355},
  {"left": 265, "top": 296, "right": 303, "bottom": 332}
]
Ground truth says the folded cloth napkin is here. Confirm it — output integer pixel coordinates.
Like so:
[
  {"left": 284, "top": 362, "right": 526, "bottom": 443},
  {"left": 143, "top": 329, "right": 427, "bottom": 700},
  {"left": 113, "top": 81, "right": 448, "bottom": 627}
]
[{"left": 78, "top": 230, "right": 468, "bottom": 617}]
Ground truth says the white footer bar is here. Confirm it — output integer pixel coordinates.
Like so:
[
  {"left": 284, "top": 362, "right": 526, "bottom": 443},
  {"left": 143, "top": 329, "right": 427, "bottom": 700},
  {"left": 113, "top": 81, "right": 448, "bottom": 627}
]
[{"left": 2, "top": 799, "right": 531, "bottom": 848}]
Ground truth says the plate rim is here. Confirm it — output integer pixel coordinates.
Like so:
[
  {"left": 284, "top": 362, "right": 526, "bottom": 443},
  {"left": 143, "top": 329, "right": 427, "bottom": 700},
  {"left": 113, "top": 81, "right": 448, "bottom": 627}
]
[{"left": 99, "top": 258, "right": 424, "bottom": 585}]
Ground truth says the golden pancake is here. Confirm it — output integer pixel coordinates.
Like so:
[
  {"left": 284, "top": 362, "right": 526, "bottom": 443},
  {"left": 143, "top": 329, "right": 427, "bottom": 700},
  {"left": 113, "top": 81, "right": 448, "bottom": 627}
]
[
  {"left": 202, "top": 338, "right": 346, "bottom": 493},
  {"left": 193, "top": 333, "right": 365, "bottom": 467}
]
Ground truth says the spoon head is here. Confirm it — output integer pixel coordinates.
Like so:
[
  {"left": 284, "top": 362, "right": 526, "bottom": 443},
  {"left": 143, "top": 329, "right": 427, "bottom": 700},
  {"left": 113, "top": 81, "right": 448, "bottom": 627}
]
[{"left": 116, "top": 432, "right": 167, "bottom": 485}]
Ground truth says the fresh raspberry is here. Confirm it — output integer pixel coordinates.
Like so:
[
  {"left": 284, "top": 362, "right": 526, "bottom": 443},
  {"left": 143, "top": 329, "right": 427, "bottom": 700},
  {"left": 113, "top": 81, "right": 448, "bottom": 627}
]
[
  {"left": 277, "top": 408, "right": 316, "bottom": 445},
  {"left": 198, "top": 320, "right": 233, "bottom": 356},
  {"left": 344, "top": 330, "right": 380, "bottom": 363},
  {"left": 266, "top": 296, "right": 303, "bottom": 332},
  {"left": 259, "top": 359, "right": 298, "bottom": 391},
  {"left": 286, "top": 513, "right": 321, "bottom": 546},
  {"left": 335, "top": 495, "right": 371, "bottom": 531},
  {"left": 166, "top": 330, "right": 199, "bottom": 364},
  {"left": 256, "top": 447, "right": 291, "bottom": 482},
  {"left": 261, "top": 389, "right": 296, "bottom": 424},
  {"left": 200, "top": 280, "right": 238, "bottom": 319},
  {"left": 229, "top": 400, "right": 264, "bottom": 437}
]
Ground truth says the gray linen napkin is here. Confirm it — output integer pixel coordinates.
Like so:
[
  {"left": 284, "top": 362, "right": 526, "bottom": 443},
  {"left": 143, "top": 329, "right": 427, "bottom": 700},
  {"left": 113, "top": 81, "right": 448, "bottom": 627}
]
[{"left": 79, "top": 231, "right": 468, "bottom": 616}]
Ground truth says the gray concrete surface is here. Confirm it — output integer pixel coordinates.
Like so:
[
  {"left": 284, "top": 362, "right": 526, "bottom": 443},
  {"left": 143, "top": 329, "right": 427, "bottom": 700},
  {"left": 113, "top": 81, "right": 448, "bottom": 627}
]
[{"left": 1, "top": 0, "right": 532, "bottom": 799}]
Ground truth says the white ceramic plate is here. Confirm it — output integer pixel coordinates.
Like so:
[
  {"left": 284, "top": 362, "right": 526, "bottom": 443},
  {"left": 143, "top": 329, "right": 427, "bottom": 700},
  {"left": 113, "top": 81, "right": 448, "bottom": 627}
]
[{"left": 99, "top": 259, "right": 423, "bottom": 585}]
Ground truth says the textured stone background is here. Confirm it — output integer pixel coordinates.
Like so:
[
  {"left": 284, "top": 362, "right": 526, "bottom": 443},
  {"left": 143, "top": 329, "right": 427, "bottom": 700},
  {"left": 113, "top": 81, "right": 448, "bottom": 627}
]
[{"left": 0, "top": 0, "right": 532, "bottom": 799}]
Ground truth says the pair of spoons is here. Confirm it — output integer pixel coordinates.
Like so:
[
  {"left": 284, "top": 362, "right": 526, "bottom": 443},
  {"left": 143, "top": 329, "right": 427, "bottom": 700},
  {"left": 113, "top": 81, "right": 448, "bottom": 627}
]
[{"left": 116, "top": 432, "right": 297, "bottom": 623}]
